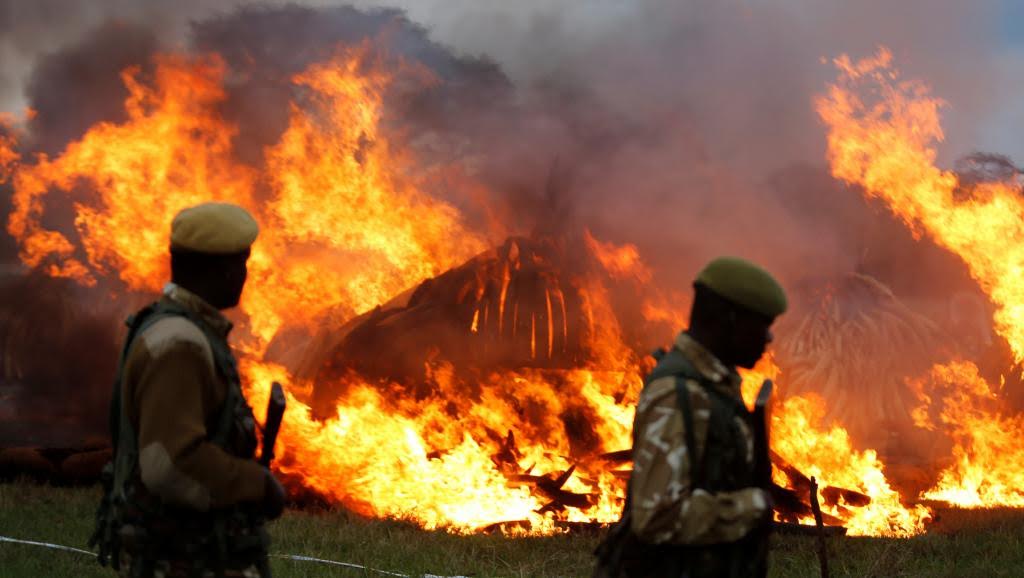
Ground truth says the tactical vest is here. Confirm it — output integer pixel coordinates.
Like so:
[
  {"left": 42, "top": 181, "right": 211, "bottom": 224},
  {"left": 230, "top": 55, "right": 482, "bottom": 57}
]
[
  {"left": 594, "top": 347, "right": 763, "bottom": 578},
  {"left": 89, "top": 300, "right": 269, "bottom": 578}
]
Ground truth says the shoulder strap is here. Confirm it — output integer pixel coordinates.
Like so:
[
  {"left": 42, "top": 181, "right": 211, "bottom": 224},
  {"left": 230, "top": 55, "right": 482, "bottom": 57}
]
[
  {"left": 188, "top": 318, "right": 244, "bottom": 448},
  {"left": 645, "top": 346, "right": 703, "bottom": 386},
  {"left": 674, "top": 378, "right": 700, "bottom": 489},
  {"left": 645, "top": 347, "right": 711, "bottom": 488}
]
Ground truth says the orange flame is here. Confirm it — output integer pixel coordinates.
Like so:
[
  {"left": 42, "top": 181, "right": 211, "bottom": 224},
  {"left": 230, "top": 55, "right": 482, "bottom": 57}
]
[
  {"left": 817, "top": 47, "right": 1024, "bottom": 361},
  {"left": 742, "top": 357, "right": 931, "bottom": 536},
  {"left": 2, "top": 47, "right": 642, "bottom": 533},
  {"left": 245, "top": 45, "right": 487, "bottom": 346},
  {"left": 817, "top": 48, "right": 1024, "bottom": 509},
  {"left": 6, "top": 41, "right": 1000, "bottom": 537},
  {"left": 6, "top": 54, "right": 253, "bottom": 286},
  {"left": 584, "top": 229, "right": 652, "bottom": 284},
  {"left": 0, "top": 114, "right": 20, "bottom": 183},
  {"left": 910, "top": 361, "right": 1024, "bottom": 507}
]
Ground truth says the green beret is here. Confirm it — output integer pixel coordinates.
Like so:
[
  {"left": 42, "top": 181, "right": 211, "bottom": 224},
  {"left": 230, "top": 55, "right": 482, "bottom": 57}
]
[
  {"left": 695, "top": 256, "right": 787, "bottom": 317},
  {"left": 170, "top": 202, "right": 259, "bottom": 254}
]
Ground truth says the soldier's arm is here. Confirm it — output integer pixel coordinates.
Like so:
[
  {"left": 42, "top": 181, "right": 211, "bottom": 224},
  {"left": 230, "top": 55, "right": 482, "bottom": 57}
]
[
  {"left": 128, "top": 323, "right": 266, "bottom": 510},
  {"left": 629, "top": 376, "right": 768, "bottom": 545}
]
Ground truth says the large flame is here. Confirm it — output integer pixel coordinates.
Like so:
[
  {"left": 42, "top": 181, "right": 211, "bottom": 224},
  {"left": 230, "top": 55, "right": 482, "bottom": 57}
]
[
  {"left": 4, "top": 41, "right": 1009, "bottom": 537},
  {"left": 817, "top": 48, "right": 1024, "bottom": 508},
  {"left": 817, "top": 48, "right": 1024, "bottom": 362},
  {"left": 247, "top": 45, "right": 487, "bottom": 346},
  {"left": 741, "top": 359, "right": 931, "bottom": 536},
  {"left": 5, "top": 54, "right": 254, "bottom": 286},
  {"left": 910, "top": 361, "right": 1024, "bottom": 507},
  {"left": 0, "top": 47, "right": 641, "bottom": 533}
]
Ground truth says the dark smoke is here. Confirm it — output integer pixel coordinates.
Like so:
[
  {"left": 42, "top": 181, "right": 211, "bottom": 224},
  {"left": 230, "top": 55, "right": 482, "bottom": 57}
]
[
  {"left": 25, "top": 21, "right": 157, "bottom": 155},
  {"left": 0, "top": 273, "right": 120, "bottom": 446},
  {"left": 189, "top": 5, "right": 512, "bottom": 172},
  {"left": 0, "top": 1, "right": 1018, "bottom": 451}
]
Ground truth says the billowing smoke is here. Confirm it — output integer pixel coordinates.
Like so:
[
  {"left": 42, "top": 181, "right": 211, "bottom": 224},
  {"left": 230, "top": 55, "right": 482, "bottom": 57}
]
[
  {"left": 0, "top": 0, "right": 1018, "bottom": 451},
  {"left": 1, "top": 1, "right": 1015, "bottom": 277}
]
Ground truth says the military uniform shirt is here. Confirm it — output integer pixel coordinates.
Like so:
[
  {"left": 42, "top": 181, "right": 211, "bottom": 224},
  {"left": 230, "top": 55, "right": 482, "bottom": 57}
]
[
  {"left": 121, "top": 283, "right": 266, "bottom": 511},
  {"left": 629, "top": 332, "right": 768, "bottom": 544}
]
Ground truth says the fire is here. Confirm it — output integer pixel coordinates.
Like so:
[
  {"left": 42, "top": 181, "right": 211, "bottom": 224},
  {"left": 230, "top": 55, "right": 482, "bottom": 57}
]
[
  {"left": 584, "top": 229, "right": 690, "bottom": 333},
  {"left": 1, "top": 45, "right": 639, "bottom": 533},
  {"left": 2, "top": 46, "right": 484, "bottom": 351},
  {"left": 0, "top": 115, "right": 20, "bottom": 182},
  {"left": 243, "top": 361, "right": 552, "bottom": 531},
  {"left": 817, "top": 48, "right": 1024, "bottom": 509},
  {"left": 245, "top": 360, "right": 636, "bottom": 532},
  {"left": 5, "top": 36, "right": 1017, "bottom": 538},
  {"left": 244, "top": 44, "right": 486, "bottom": 346},
  {"left": 583, "top": 229, "right": 652, "bottom": 284},
  {"left": 5, "top": 54, "right": 254, "bottom": 287},
  {"left": 817, "top": 48, "right": 1024, "bottom": 361},
  {"left": 741, "top": 358, "right": 931, "bottom": 536},
  {"left": 910, "top": 361, "right": 1024, "bottom": 507}
]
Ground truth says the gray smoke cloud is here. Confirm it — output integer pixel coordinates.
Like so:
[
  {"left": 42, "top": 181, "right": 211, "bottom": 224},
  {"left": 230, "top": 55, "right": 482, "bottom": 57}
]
[
  {"left": 0, "top": 0, "right": 1014, "bottom": 308},
  {"left": 0, "top": 0, "right": 1018, "bottom": 451}
]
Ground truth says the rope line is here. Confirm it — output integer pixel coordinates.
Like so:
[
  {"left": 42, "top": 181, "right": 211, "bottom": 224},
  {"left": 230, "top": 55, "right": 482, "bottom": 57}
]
[
  {"left": 0, "top": 535, "right": 94, "bottom": 556},
  {"left": 0, "top": 534, "right": 469, "bottom": 577}
]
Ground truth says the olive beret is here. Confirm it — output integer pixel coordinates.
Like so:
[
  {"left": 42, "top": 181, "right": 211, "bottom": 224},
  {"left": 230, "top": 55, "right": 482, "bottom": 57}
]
[
  {"left": 694, "top": 256, "right": 787, "bottom": 317},
  {"left": 170, "top": 202, "right": 259, "bottom": 254}
]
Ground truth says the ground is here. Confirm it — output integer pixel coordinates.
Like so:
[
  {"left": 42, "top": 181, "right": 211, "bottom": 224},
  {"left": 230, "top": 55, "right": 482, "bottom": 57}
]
[{"left": 1, "top": 481, "right": 1022, "bottom": 577}]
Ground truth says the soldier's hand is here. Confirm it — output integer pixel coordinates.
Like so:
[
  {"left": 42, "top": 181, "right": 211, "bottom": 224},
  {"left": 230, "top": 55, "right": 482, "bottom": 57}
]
[{"left": 263, "top": 469, "right": 287, "bottom": 520}]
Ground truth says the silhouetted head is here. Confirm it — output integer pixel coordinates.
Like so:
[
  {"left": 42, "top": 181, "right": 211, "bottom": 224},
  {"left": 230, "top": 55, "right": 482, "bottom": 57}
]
[
  {"left": 686, "top": 257, "right": 787, "bottom": 369},
  {"left": 171, "top": 248, "right": 251, "bottom": 309},
  {"left": 168, "top": 202, "right": 259, "bottom": 310}
]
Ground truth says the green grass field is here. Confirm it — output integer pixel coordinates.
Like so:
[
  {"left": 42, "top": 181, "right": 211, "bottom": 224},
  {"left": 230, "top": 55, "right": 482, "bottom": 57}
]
[{"left": 1, "top": 480, "right": 1022, "bottom": 577}]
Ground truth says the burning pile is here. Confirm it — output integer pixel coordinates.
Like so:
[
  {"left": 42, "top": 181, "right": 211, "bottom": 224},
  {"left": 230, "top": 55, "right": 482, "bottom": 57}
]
[
  {"left": 0, "top": 15, "right": 1022, "bottom": 538},
  {"left": 247, "top": 233, "right": 647, "bottom": 531},
  {"left": 775, "top": 272, "right": 941, "bottom": 448},
  {"left": 0, "top": 42, "right": 647, "bottom": 532},
  {"left": 817, "top": 48, "right": 1024, "bottom": 509}
]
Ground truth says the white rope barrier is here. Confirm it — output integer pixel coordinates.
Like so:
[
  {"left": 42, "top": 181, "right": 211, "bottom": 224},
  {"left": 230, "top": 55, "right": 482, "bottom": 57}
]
[
  {"left": 0, "top": 534, "right": 469, "bottom": 577},
  {"left": 0, "top": 535, "right": 94, "bottom": 556},
  {"left": 273, "top": 553, "right": 408, "bottom": 576}
]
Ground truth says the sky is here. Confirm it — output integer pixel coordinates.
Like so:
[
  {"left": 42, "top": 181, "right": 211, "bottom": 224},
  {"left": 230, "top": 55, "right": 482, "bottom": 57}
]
[{"left": 984, "top": 0, "right": 1024, "bottom": 159}]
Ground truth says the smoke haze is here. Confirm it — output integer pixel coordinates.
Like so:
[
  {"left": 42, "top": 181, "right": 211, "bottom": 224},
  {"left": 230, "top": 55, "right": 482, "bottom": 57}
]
[
  {"left": 0, "top": 0, "right": 1017, "bottom": 443},
  {"left": 1, "top": 1, "right": 1014, "bottom": 284}
]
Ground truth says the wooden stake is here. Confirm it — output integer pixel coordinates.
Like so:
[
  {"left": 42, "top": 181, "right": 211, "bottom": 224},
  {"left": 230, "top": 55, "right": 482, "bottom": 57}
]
[{"left": 809, "top": 476, "right": 830, "bottom": 578}]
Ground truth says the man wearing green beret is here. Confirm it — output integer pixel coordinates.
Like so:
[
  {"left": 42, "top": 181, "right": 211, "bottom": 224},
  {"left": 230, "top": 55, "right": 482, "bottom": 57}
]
[
  {"left": 91, "top": 202, "right": 286, "bottom": 578},
  {"left": 595, "top": 256, "right": 786, "bottom": 578}
]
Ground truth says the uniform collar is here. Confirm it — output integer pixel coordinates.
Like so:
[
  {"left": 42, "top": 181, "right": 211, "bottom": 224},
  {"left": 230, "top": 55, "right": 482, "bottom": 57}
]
[
  {"left": 162, "top": 282, "right": 233, "bottom": 337},
  {"left": 673, "top": 331, "right": 742, "bottom": 390}
]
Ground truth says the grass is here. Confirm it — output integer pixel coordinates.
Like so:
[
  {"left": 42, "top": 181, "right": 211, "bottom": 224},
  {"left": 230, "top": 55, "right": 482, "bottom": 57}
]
[{"left": 1, "top": 480, "right": 1023, "bottom": 577}]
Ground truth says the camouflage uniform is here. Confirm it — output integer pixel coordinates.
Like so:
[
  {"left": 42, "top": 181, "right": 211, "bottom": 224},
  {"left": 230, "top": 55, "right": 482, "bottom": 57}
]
[
  {"left": 595, "top": 255, "right": 783, "bottom": 578},
  {"left": 629, "top": 332, "right": 768, "bottom": 545},
  {"left": 594, "top": 331, "right": 770, "bottom": 578}
]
